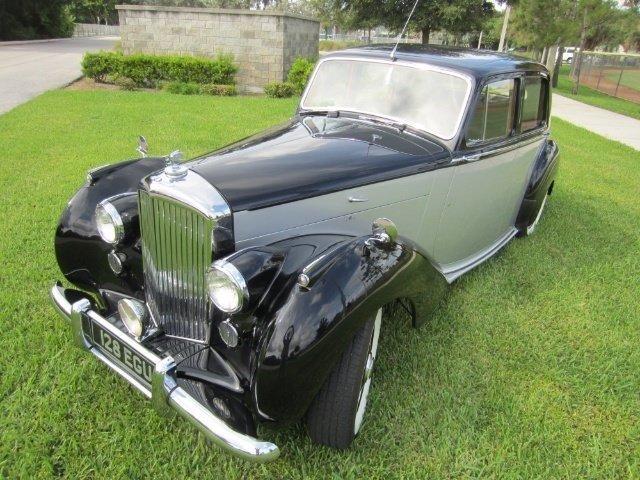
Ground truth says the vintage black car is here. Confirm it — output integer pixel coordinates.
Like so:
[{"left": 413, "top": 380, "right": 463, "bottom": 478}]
[{"left": 51, "top": 45, "right": 559, "bottom": 461}]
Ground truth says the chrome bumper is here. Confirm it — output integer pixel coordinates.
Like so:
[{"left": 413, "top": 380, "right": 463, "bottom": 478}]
[{"left": 50, "top": 283, "right": 279, "bottom": 462}]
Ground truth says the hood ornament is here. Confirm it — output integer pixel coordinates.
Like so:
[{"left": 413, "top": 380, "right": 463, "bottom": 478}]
[
  {"left": 164, "top": 150, "right": 188, "bottom": 180},
  {"left": 137, "top": 136, "right": 148, "bottom": 157}
]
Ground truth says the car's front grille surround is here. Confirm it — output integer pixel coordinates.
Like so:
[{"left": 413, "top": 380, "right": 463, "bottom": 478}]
[{"left": 139, "top": 191, "right": 213, "bottom": 342}]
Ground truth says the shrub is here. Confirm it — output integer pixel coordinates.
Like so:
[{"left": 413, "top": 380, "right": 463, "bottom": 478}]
[
  {"left": 286, "top": 57, "right": 316, "bottom": 95},
  {"left": 319, "top": 40, "right": 364, "bottom": 52},
  {"left": 114, "top": 76, "right": 138, "bottom": 91},
  {"left": 118, "top": 53, "right": 164, "bottom": 88},
  {"left": 264, "top": 82, "right": 296, "bottom": 98},
  {"left": 201, "top": 84, "right": 237, "bottom": 96},
  {"left": 82, "top": 51, "right": 124, "bottom": 83},
  {"left": 81, "top": 52, "right": 238, "bottom": 88},
  {"left": 163, "top": 81, "right": 202, "bottom": 95}
]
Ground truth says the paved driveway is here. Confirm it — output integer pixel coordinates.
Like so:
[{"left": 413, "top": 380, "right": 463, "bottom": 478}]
[{"left": 0, "top": 36, "right": 118, "bottom": 114}]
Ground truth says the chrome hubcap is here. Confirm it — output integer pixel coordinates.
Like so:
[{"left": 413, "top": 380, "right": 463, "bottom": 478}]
[{"left": 354, "top": 308, "right": 382, "bottom": 435}]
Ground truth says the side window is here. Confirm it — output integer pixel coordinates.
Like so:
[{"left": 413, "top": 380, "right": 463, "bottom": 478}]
[
  {"left": 465, "top": 79, "right": 516, "bottom": 146},
  {"left": 521, "top": 76, "right": 547, "bottom": 132}
]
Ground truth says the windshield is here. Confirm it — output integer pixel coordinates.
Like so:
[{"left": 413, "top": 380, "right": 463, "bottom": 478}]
[{"left": 302, "top": 59, "right": 471, "bottom": 140}]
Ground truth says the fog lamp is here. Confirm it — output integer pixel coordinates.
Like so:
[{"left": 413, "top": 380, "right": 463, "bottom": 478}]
[
  {"left": 118, "top": 298, "right": 149, "bottom": 339},
  {"left": 206, "top": 261, "right": 248, "bottom": 314},
  {"left": 95, "top": 200, "right": 124, "bottom": 244}
]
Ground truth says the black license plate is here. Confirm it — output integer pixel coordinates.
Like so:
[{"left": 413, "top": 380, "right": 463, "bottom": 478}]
[{"left": 89, "top": 322, "right": 154, "bottom": 386}]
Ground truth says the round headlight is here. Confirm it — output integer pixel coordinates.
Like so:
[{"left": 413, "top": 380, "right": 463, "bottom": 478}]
[
  {"left": 206, "top": 261, "right": 248, "bottom": 313},
  {"left": 117, "top": 298, "right": 149, "bottom": 339},
  {"left": 95, "top": 201, "right": 124, "bottom": 244}
]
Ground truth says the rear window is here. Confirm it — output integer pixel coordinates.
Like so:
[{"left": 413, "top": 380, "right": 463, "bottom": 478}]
[
  {"left": 465, "top": 79, "right": 516, "bottom": 146},
  {"left": 521, "top": 76, "right": 547, "bottom": 132}
]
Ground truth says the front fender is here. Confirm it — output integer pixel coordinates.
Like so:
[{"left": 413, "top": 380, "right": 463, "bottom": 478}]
[
  {"left": 247, "top": 234, "right": 447, "bottom": 423},
  {"left": 55, "top": 157, "right": 165, "bottom": 299}
]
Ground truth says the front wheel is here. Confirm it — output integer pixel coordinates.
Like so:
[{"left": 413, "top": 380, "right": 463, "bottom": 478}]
[{"left": 306, "top": 309, "right": 382, "bottom": 449}]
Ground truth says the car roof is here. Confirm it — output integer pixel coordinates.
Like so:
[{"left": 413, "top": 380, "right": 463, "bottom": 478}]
[{"left": 322, "top": 44, "right": 548, "bottom": 80}]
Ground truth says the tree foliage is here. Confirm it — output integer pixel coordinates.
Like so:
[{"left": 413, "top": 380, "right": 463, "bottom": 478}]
[
  {"left": 0, "top": 0, "right": 74, "bottom": 40},
  {"left": 342, "top": 0, "right": 494, "bottom": 43},
  {"left": 508, "top": 0, "right": 637, "bottom": 51}
]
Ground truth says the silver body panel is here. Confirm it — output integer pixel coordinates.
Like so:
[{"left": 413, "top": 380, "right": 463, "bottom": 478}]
[{"left": 235, "top": 136, "right": 545, "bottom": 282}]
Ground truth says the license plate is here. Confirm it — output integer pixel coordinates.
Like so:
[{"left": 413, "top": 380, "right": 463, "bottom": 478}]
[{"left": 89, "top": 322, "right": 154, "bottom": 386}]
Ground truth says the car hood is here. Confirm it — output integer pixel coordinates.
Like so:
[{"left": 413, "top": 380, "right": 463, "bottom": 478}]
[{"left": 188, "top": 115, "right": 449, "bottom": 212}]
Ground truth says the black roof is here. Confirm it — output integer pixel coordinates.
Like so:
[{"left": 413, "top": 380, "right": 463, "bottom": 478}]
[{"left": 323, "top": 44, "right": 547, "bottom": 80}]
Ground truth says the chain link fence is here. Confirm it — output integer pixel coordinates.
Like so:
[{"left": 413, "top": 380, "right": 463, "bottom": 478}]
[{"left": 575, "top": 52, "right": 640, "bottom": 104}]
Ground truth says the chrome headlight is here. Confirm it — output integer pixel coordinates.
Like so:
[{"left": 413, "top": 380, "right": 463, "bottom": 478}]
[
  {"left": 206, "top": 260, "right": 248, "bottom": 313},
  {"left": 95, "top": 200, "right": 124, "bottom": 244}
]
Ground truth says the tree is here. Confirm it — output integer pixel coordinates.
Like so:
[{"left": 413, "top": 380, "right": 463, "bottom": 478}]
[
  {"left": 0, "top": 0, "right": 74, "bottom": 40},
  {"left": 69, "top": 0, "right": 119, "bottom": 24},
  {"left": 343, "top": 0, "right": 494, "bottom": 45},
  {"left": 304, "top": 0, "right": 352, "bottom": 37}
]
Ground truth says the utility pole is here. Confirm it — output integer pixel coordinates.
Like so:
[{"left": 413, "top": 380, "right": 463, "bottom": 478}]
[
  {"left": 498, "top": 5, "right": 511, "bottom": 52},
  {"left": 477, "top": 31, "right": 483, "bottom": 49}
]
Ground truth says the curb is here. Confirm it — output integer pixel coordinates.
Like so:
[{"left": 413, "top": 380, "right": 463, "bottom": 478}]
[{"left": 0, "top": 38, "right": 66, "bottom": 47}]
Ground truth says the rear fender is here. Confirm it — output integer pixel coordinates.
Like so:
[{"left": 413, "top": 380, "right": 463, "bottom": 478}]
[{"left": 516, "top": 138, "right": 559, "bottom": 232}]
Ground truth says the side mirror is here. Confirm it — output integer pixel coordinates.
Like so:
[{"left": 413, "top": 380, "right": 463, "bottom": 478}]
[{"left": 366, "top": 218, "right": 398, "bottom": 248}]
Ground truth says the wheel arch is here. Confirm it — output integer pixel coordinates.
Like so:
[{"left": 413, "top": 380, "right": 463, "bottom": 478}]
[
  {"left": 242, "top": 233, "right": 447, "bottom": 424},
  {"left": 515, "top": 138, "right": 560, "bottom": 233}
]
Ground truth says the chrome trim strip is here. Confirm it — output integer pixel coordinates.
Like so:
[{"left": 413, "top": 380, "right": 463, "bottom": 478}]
[
  {"left": 141, "top": 169, "right": 230, "bottom": 221},
  {"left": 441, "top": 227, "right": 518, "bottom": 283},
  {"left": 50, "top": 284, "right": 280, "bottom": 462},
  {"left": 300, "top": 56, "right": 474, "bottom": 141},
  {"left": 452, "top": 133, "right": 545, "bottom": 164}
]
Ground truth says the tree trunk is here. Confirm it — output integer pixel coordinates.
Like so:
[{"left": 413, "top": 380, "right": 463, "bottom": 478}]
[
  {"left": 546, "top": 45, "right": 558, "bottom": 73},
  {"left": 498, "top": 5, "right": 511, "bottom": 52},
  {"left": 553, "top": 43, "right": 564, "bottom": 88},
  {"left": 477, "top": 30, "right": 483, "bottom": 50},
  {"left": 541, "top": 47, "right": 548, "bottom": 64},
  {"left": 421, "top": 27, "right": 430, "bottom": 45},
  {"left": 367, "top": 27, "right": 371, "bottom": 44},
  {"left": 572, "top": 7, "right": 589, "bottom": 95}
]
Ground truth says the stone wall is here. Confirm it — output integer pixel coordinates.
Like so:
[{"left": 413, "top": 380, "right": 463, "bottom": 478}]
[
  {"left": 116, "top": 5, "right": 319, "bottom": 92},
  {"left": 74, "top": 23, "right": 121, "bottom": 37}
]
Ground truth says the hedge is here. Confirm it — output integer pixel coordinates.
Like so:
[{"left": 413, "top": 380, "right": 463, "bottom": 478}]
[
  {"left": 264, "top": 82, "right": 296, "bottom": 98},
  {"left": 82, "top": 52, "right": 237, "bottom": 88},
  {"left": 161, "top": 82, "right": 238, "bottom": 96}
]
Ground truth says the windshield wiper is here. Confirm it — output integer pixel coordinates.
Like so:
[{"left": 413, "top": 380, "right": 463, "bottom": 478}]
[
  {"left": 299, "top": 109, "right": 340, "bottom": 117},
  {"left": 357, "top": 114, "right": 407, "bottom": 132}
]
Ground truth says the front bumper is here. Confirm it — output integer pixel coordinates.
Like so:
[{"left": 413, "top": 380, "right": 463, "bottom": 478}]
[{"left": 50, "top": 283, "right": 279, "bottom": 462}]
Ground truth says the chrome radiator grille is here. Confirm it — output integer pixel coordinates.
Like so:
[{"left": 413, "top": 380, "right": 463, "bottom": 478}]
[{"left": 139, "top": 191, "right": 214, "bottom": 342}]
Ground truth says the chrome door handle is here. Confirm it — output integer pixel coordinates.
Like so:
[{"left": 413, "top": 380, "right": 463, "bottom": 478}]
[
  {"left": 452, "top": 153, "right": 481, "bottom": 164},
  {"left": 348, "top": 196, "right": 368, "bottom": 203}
]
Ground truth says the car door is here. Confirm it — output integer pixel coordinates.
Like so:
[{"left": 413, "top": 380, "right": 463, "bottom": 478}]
[{"left": 432, "top": 74, "right": 547, "bottom": 280}]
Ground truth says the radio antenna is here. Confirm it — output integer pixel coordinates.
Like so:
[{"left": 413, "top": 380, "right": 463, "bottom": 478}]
[{"left": 390, "top": 0, "right": 421, "bottom": 60}]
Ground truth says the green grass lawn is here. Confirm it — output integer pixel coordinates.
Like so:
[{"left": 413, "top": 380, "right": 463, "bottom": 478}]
[
  {"left": 555, "top": 65, "right": 640, "bottom": 120},
  {"left": 1, "top": 91, "right": 639, "bottom": 479},
  {"left": 605, "top": 69, "right": 640, "bottom": 92}
]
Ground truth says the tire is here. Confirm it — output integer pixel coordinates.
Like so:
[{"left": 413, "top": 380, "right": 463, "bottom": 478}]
[
  {"left": 524, "top": 193, "right": 548, "bottom": 236},
  {"left": 306, "top": 308, "right": 382, "bottom": 449}
]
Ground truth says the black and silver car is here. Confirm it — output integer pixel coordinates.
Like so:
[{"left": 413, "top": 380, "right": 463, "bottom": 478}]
[{"left": 51, "top": 45, "right": 559, "bottom": 461}]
